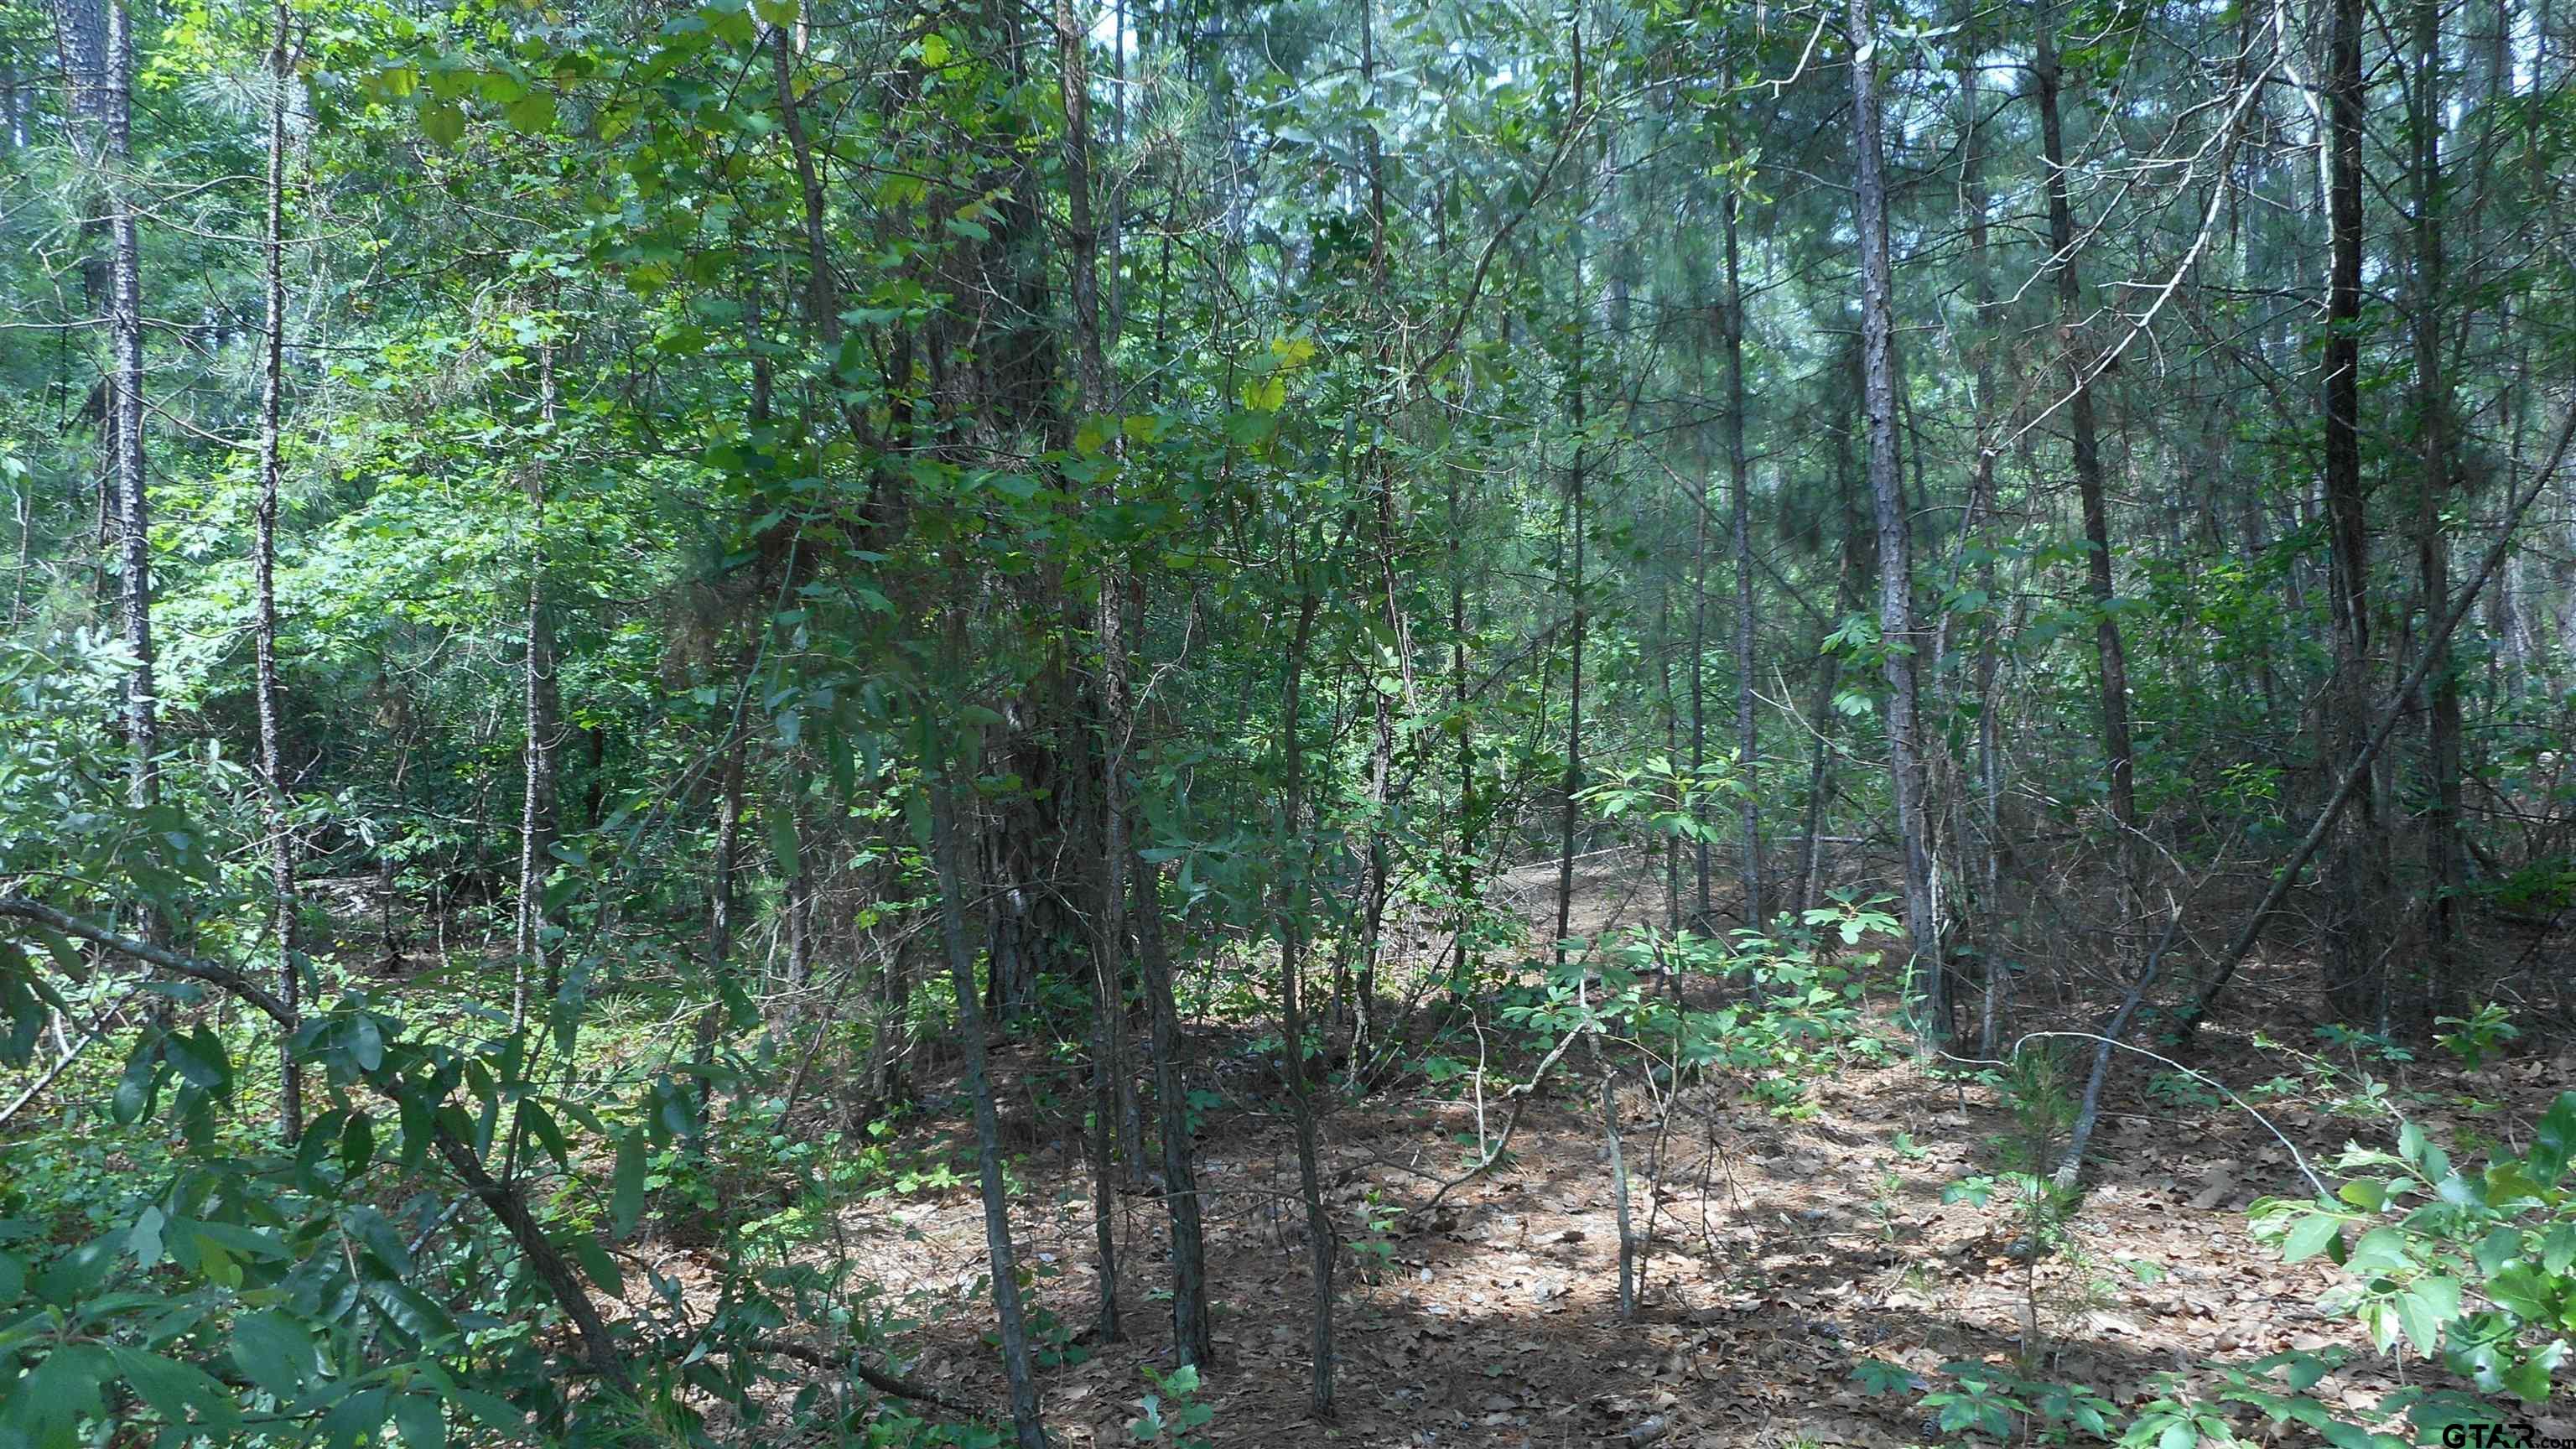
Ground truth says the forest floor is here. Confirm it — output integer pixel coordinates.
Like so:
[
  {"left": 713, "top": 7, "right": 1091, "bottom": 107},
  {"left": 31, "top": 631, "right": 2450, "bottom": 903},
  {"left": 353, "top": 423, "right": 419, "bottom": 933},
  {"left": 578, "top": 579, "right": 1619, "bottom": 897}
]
[{"left": 660, "top": 859, "right": 2576, "bottom": 1448}]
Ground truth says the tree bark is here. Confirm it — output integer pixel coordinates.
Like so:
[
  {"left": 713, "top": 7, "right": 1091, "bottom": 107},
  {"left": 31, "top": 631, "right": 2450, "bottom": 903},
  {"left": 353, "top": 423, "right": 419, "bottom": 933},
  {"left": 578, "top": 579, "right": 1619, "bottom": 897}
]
[
  {"left": 2319, "top": 0, "right": 2385, "bottom": 1025},
  {"left": 1846, "top": 0, "right": 1945, "bottom": 1039},
  {"left": 1134, "top": 852, "right": 1213, "bottom": 1367},
  {"left": 2409, "top": 0, "right": 2462, "bottom": 1021},
  {"left": 2033, "top": 5, "right": 2138, "bottom": 839},
  {"left": 1723, "top": 192, "right": 1762, "bottom": 934},
  {"left": 930, "top": 617, "right": 1050, "bottom": 1448},
  {"left": 512, "top": 335, "right": 560, "bottom": 1036},
  {"left": 254, "top": 0, "right": 300, "bottom": 1143},
  {"left": 1275, "top": 578, "right": 1334, "bottom": 1419},
  {"left": 1555, "top": 23, "right": 1589, "bottom": 973}
]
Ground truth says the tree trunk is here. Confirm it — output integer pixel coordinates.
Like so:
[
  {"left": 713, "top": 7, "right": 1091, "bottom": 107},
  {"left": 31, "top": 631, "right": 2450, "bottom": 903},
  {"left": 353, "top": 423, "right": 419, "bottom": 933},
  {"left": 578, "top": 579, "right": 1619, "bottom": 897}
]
[
  {"left": 1555, "top": 23, "right": 1589, "bottom": 973},
  {"left": 1846, "top": 0, "right": 1945, "bottom": 1041},
  {"left": 1135, "top": 852, "right": 1213, "bottom": 1368},
  {"left": 1059, "top": 0, "right": 1130, "bottom": 1328},
  {"left": 932, "top": 609, "right": 1049, "bottom": 1449},
  {"left": 1723, "top": 192, "right": 1762, "bottom": 934},
  {"left": 2033, "top": 4, "right": 2139, "bottom": 840},
  {"left": 1275, "top": 579, "right": 1334, "bottom": 1419},
  {"left": 1961, "top": 34, "right": 2009, "bottom": 1057},
  {"left": 2320, "top": 0, "right": 2384, "bottom": 1025},
  {"left": 254, "top": 0, "right": 300, "bottom": 1143},
  {"left": 2410, "top": 0, "right": 2462, "bottom": 1022},
  {"left": 512, "top": 336, "right": 559, "bottom": 1036}
]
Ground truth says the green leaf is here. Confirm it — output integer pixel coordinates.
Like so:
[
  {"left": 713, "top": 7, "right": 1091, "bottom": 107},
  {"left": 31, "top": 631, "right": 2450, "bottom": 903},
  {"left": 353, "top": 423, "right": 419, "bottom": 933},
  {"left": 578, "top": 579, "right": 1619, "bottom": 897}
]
[
  {"left": 2345, "top": 1226, "right": 2411, "bottom": 1273},
  {"left": 2485, "top": 1263, "right": 2555, "bottom": 1321},
  {"left": 392, "top": 1393, "right": 446, "bottom": 1449},
  {"left": 342, "top": 1110, "right": 377, "bottom": 1176},
  {"left": 2532, "top": 1091, "right": 2576, "bottom": 1183},
  {"left": 504, "top": 90, "right": 556, "bottom": 133},
  {"left": 2500, "top": 1353, "right": 2552, "bottom": 1404},
  {"left": 165, "top": 1026, "right": 230, "bottom": 1094},
  {"left": 519, "top": 1099, "right": 569, "bottom": 1169},
  {"left": 611, "top": 1130, "right": 647, "bottom": 1237},
  {"left": 420, "top": 101, "right": 464, "bottom": 147},
  {"left": 2283, "top": 1212, "right": 2341, "bottom": 1263},
  {"left": 349, "top": 1015, "right": 385, "bottom": 1073},
  {"left": 2392, "top": 1278, "right": 2458, "bottom": 1355},
  {"left": 568, "top": 1233, "right": 625, "bottom": 1296},
  {"left": 453, "top": 1389, "right": 527, "bottom": 1435},
  {"left": 369, "top": 1280, "right": 460, "bottom": 1346},
  {"left": 107, "top": 1348, "right": 238, "bottom": 1433},
  {"left": 231, "top": 1309, "right": 317, "bottom": 1399},
  {"left": 383, "top": 1392, "right": 440, "bottom": 1443},
  {"left": 16, "top": 1345, "right": 109, "bottom": 1449}
]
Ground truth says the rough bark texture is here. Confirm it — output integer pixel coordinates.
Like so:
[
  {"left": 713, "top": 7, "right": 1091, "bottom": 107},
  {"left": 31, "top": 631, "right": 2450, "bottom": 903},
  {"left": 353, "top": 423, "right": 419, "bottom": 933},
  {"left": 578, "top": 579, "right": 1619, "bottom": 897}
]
[
  {"left": 2320, "top": 0, "right": 2386, "bottom": 1024},
  {"left": 2033, "top": 8, "right": 2138, "bottom": 837},
  {"left": 1275, "top": 583, "right": 1336, "bottom": 1419},
  {"left": 254, "top": 0, "right": 300, "bottom": 1143},
  {"left": 930, "top": 703, "right": 1050, "bottom": 1449},
  {"left": 1846, "top": 0, "right": 1945, "bottom": 1038},
  {"left": 1723, "top": 195, "right": 1761, "bottom": 933}
]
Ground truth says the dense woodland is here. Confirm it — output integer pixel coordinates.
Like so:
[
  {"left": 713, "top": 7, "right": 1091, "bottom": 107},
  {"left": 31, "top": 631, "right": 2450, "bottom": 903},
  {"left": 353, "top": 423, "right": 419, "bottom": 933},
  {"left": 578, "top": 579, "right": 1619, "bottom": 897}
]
[{"left": 3, "top": 0, "right": 2576, "bottom": 1441}]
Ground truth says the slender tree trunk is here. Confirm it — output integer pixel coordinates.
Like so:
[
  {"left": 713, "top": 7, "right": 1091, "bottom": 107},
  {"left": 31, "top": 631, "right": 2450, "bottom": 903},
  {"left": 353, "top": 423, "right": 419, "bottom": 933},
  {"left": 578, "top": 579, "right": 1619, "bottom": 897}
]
[
  {"left": 1134, "top": 851, "right": 1213, "bottom": 1367},
  {"left": 1723, "top": 193, "right": 1761, "bottom": 933},
  {"left": 2410, "top": 0, "right": 2461, "bottom": 1021},
  {"left": 2320, "top": 0, "right": 2385, "bottom": 1024},
  {"left": 512, "top": 336, "right": 559, "bottom": 1036},
  {"left": 253, "top": 0, "right": 300, "bottom": 1143},
  {"left": 1688, "top": 435, "right": 1711, "bottom": 925},
  {"left": 1350, "top": 0, "right": 1407, "bottom": 1063},
  {"left": 928, "top": 693, "right": 1050, "bottom": 1449},
  {"left": 1448, "top": 435, "right": 1478, "bottom": 991},
  {"left": 1961, "top": 39, "right": 2009, "bottom": 1057},
  {"left": 1057, "top": 0, "right": 1124, "bottom": 1338},
  {"left": 1555, "top": 23, "right": 1588, "bottom": 972},
  {"left": 694, "top": 725, "right": 745, "bottom": 1093},
  {"left": 1275, "top": 579, "right": 1334, "bottom": 1419},
  {"left": 106, "top": 0, "right": 154, "bottom": 822},
  {"left": 2033, "top": 4, "right": 2139, "bottom": 842},
  {"left": 1798, "top": 417, "right": 1863, "bottom": 916},
  {"left": 1846, "top": 0, "right": 1945, "bottom": 1040}
]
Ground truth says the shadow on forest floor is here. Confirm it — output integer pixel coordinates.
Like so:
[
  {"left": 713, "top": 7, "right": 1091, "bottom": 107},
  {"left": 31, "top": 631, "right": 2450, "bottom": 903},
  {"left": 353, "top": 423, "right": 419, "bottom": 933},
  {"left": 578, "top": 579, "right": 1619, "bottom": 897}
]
[{"left": 642, "top": 865, "right": 2576, "bottom": 1446}]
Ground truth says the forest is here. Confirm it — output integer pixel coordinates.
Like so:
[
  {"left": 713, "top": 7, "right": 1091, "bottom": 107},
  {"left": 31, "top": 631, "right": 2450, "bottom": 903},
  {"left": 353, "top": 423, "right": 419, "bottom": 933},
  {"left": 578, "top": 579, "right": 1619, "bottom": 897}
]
[{"left": 2, "top": 0, "right": 2574, "bottom": 1441}]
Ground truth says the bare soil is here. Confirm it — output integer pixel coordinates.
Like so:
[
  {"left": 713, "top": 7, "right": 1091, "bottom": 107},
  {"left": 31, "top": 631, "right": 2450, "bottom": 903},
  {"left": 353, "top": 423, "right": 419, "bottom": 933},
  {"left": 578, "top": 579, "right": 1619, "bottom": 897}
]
[{"left": 641, "top": 861, "right": 2576, "bottom": 1446}]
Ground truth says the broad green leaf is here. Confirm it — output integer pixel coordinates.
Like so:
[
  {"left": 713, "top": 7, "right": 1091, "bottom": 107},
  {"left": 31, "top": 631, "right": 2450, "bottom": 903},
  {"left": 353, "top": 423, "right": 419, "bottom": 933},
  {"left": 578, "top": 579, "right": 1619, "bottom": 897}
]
[
  {"left": 611, "top": 1130, "right": 647, "bottom": 1237},
  {"left": 231, "top": 1308, "right": 317, "bottom": 1399},
  {"left": 2283, "top": 1212, "right": 2341, "bottom": 1263},
  {"left": 393, "top": 1393, "right": 446, "bottom": 1449},
  {"left": 2532, "top": 1091, "right": 2576, "bottom": 1183},
  {"left": 107, "top": 1348, "right": 238, "bottom": 1434}
]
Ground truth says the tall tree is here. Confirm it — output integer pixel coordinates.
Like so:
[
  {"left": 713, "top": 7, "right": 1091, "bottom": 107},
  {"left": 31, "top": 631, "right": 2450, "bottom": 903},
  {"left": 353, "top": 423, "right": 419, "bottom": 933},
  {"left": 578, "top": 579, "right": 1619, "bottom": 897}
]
[
  {"left": 2320, "top": 0, "right": 2385, "bottom": 1023},
  {"left": 1846, "top": 0, "right": 1944, "bottom": 1039},
  {"left": 252, "top": 0, "right": 299, "bottom": 1142},
  {"left": 2033, "top": 0, "right": 2139, "bottom": 841}
]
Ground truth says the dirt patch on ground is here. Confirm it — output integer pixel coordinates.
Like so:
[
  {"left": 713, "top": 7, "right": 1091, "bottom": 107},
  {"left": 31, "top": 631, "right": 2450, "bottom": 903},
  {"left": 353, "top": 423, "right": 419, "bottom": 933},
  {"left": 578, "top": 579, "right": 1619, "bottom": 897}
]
[{"left": 632, "top": 860, "right": 2576, "bottom": 1446}]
